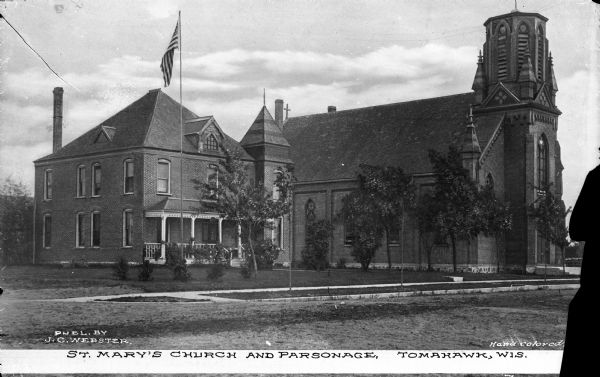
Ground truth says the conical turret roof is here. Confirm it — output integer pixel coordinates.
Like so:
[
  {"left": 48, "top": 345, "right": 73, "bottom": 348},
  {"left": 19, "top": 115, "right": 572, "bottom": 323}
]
[{"left": 240, "top": 106, "right": 290, "bottom": 147}]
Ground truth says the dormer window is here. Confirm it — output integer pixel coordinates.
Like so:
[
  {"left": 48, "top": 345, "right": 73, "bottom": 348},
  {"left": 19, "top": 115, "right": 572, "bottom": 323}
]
[{"left": 206, "top": 134, "right": 218, "bottom": 151}]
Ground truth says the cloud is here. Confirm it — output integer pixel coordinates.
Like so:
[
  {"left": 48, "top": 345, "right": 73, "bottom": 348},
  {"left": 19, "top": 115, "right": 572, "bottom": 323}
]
[
  {"left": 0, "top": 42, "right": 497, "bottom": 194},
  {"left": 145, "top": 1, "right": 180, "bottom": 20},
  {"left": 185, "top": 44, "right": 478, "bottom": 85}
]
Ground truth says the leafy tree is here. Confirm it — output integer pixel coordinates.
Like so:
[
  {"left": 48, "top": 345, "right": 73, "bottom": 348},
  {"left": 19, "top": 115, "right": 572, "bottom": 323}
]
[
  {"left": 357, "top": 164, "right": 415, "bottom": 269},
  {"left": 301, "top": 219, "right": 334, "bottom": 270},
  {"left": 338, "top": 190, "right": 383, "bottom": 271},
  {"left": 0, "top": 178, "right": 33, "bottom": 265},
  {"left": 479, "top": 183, "right": 512, "bottom": 271},
  {"left": 415, "top": 191, "right": 438, "bottom": 271},
  {"left": 421, "top": 147, "right": 487, "bottom": 272},
  {"left": 529, "top": 183, "right": 570, "bottom": 268},
  {"left": 196, "top": 148, "right": 293, "bottom": 276}
]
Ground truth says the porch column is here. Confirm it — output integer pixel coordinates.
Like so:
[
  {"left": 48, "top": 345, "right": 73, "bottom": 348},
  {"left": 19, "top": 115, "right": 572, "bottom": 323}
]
[
  {"left": 218, "top": 218, "right": 223, "bottom": 244},
  {"left": 160, "top": 215, "right": 167, "bottom": 259},
  {"left": 190, "top": 217, "right": 196, "bottom": 245}
]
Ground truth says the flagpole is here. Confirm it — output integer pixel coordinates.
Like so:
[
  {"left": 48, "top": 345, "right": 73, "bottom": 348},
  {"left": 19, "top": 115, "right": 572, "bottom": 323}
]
[{"left": 179, "top": 10, "right": 184, "bottom": 261}]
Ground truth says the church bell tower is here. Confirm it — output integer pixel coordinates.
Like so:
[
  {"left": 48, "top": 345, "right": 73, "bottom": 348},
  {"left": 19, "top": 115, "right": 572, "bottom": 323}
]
[{"left": 471, "top": 9, "right": 563, "bottom": 273}]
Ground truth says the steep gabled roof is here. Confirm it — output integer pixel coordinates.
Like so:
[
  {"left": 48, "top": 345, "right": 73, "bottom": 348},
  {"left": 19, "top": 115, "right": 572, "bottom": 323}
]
[
  {"left": 240, "top": 106, "right": 290, "bottom": 147},
  {"left": 36, "top": 89, "right": 252, "bottom": 162},
  {"left": 282, "top": 92, "right": 502, "bottom": 182}
]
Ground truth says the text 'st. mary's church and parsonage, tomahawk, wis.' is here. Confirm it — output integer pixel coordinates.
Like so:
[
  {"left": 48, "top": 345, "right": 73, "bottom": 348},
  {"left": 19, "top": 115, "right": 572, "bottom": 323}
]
[{"left": 33, "top": 7, "right": 564, "bottom": 274}]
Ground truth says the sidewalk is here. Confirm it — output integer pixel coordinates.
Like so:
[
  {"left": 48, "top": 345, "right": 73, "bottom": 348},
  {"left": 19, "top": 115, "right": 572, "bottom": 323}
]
[{"left": 51, "top": 278, "right": 580, "bottom": 303}]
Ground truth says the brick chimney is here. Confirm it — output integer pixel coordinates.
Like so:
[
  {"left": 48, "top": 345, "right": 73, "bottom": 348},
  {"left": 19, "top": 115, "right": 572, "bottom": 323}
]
[
  {"left": 52, "top": 87, "right": 64, "bottom": 153},
  {"left": 328, "top": 105, "right": 336, "bottom": 113},
  {"left": 274, "top": 99, "right": 284, "bottom": 127}
]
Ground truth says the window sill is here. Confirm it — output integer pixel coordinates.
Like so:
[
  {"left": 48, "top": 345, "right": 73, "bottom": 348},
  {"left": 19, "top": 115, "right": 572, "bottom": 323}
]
[
  {"left": 91, "top": 195, "right": 101, "bottom": 198},
  {"left": 91, "top": 246, "right": 101, "bottom": 249},
  {"left": 123, "top": 192, "right": 134, "bottom": 196},
  {"left": 157, "top": 192, "right": 172, "bottom": 196},
  {"left": 122, "top": 246, "right": 133, "bottom": 249},
  {"left": 75, "top": 246, "right": 85, "bottom": 249}
]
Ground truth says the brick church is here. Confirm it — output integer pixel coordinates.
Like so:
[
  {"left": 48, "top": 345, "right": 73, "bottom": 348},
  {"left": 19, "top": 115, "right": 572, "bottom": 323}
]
[{"left": 33, "top": 9, "right": 563, "bottom": 273}]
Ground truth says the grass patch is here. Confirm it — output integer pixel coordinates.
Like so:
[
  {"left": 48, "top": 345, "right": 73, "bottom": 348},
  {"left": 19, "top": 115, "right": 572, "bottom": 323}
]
[
  {"left": 97, "top": 296, "right": 210, "bottom": 303},
  {"left": 0, "top": 264, "right": 575, "bottom": 297},
  {"left": 208, "top": 279, "right": 579, "bottom": 300}
]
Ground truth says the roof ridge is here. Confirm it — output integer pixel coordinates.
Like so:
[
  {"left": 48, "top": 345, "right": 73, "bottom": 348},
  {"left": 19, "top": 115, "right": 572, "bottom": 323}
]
[
  {"left": 288, "top": 92, "right": 473, "bottom": 120},
  {"left": 142, "top": 89, "right": 162, "bottom": 146}
]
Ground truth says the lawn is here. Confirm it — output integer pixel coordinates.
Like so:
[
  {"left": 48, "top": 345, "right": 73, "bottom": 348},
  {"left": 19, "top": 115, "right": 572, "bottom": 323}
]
[{"left": 0, "top": 264, "right": 571, "bottom": 300}]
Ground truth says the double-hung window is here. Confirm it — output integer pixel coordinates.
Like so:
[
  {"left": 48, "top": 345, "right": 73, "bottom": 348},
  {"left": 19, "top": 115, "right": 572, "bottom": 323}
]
[
  {"left": 157, "top": 160, "right": 170, "bottom": 194},
  {"left": 92, "top": 163, "right": 101, "bottom": 196},
  {"left": 43, "top": 214, "right": 52, "bottom": 248},
  {"left": 76, "top": 165, "right": 86, "bottom": 197},
  {"left": 76, "top": 213, "right": 85, "bottom": 248},
  {"left": 123, "top": 210, "right": 133, "bottom": 247},
  {"left": 91, "top": 212, "right": 101, "bottom": 247},
  {"left": 44, "top": 170, "right": 53, "bottom": 200},
  {"left": 124, "top": 159, "right": 134, "bottom": 194}
]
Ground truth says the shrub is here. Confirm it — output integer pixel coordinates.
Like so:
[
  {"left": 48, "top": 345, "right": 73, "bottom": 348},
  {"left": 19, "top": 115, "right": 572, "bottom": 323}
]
[
  {"left": 137, "top": 260, "right": 154, "bottom": 281},
  {"left": 301, "top": 220, "right": 334, "bottom": 270},
  {"left": 173, "top": 259, "right": 191, "bottom": 281},
  {"left": 206, "top": 264, "right": 225, "bottom": 281},
  {"left": 112, "top": 256, "right": 129, "bottom": 280},
  {"left": 336, "top": 257, "right": 347, "bottom": 269},
  {"left": 165, "top": 243, "right": 192, "bottom": 281},
  {"left": 192, "top": 243, "right": 230, "bottom": 265},
  {"left": 253, "top": 240, "right": 281, "bottom": 270},
  {"left": 239, "top": 261, "right": 252, "bottom": 279}
]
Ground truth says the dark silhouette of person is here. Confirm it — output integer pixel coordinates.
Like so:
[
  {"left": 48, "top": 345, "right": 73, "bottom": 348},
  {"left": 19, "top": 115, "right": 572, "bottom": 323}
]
[{"left": 560, "top": 162, "right": 599, "bottom": 376}]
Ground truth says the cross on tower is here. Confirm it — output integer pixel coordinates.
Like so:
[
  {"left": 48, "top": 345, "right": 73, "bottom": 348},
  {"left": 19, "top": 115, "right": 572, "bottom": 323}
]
[{"left": 284, "top": 103, "right": 292, "bottom": 119}]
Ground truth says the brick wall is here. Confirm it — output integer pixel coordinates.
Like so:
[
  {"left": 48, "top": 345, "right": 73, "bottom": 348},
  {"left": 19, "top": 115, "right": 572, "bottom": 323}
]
[{"left": 34, "top": 151, "right": 144, "bottom": 264}]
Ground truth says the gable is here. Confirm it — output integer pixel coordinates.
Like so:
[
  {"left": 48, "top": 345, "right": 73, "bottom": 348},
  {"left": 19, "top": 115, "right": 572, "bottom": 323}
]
[
  {"left": 534, "top": 84, "right": 553, "bottom": 108},
  {"left": 483, "top": 83, "right": 521, "bottom": 107}
]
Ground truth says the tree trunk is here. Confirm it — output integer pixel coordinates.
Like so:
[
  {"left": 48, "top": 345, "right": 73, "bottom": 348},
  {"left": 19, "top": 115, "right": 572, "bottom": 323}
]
[
  {"left": 450, "top": 234, "right": 457, "bottom": 273},
  {"left": 385, "top": 228, "right": 392, "bottom": 270},
  {"left": 247, "top": 223, "right": 259, "bottom": 277},
  {"left": 495, "top": 234, "right": 500, "bottom": 273}
]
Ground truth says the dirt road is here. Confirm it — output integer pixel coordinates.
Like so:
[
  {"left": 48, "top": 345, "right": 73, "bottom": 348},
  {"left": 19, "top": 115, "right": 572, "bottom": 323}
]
[{"left": 0, "top": 289, "right": 572, "bottom": 351}]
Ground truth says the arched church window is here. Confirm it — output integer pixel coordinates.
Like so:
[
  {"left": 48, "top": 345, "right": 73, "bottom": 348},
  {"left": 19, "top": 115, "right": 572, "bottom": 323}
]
[
  {"left": 305, "top": 199, "right": 316, "bottom": 224},
  {"left": 485, "top": 173, "right": 495, "bottom": 190},
  {"left": 537, "top": 25, "right": 545, "bottom": 81},
  {"left": 537, "top": 134, "right": 549, "bottom": 190},
  {"left": 497, "top": 23, "right": 508, "bottom": 81},
  {"left": 517, "top": 23, "right": 529, "bottom": 70}
]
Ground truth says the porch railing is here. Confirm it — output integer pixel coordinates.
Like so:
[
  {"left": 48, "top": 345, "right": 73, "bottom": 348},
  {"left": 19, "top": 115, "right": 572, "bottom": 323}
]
[
  {"left": 144, "top": 242, "right": 239, "bottom": 265},
  {"left": 144, "top": 243, "right": 161, "bottom": 259}
]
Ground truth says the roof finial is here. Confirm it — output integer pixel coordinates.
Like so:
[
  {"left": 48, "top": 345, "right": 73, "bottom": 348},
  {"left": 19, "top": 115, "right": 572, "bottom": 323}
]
[
  {"left": 263, "top": 88, "right": 266, "bottom": 106},
  {"left": 514, "top": 0, "right": 518, "bottom": 11},
  {"left": 467, "top": 105, "right": 474, "bottom": 126}
]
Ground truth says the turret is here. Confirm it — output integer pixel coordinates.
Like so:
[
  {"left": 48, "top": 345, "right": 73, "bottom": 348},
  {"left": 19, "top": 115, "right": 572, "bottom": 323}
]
[
  {"left": 460, "top": 106, "right": 481, "bottom": 181},
  {"left": 472, "top": 51, "right": 487, "bottom": 104}
]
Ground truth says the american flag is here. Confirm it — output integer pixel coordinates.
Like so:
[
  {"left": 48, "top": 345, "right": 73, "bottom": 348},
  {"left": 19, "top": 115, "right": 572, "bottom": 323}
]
[{"left": 160, "top": 19, "right": 179, "bottom": 87}]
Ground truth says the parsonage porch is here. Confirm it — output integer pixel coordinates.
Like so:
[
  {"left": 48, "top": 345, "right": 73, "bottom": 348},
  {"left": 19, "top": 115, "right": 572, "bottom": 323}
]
[{"left": 143, "top": 198, "right": 242, "bottom": 265}]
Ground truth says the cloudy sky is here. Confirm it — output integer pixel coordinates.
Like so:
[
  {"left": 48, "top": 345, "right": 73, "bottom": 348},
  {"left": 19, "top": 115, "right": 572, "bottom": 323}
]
[{"left": 0, "top": 0, "right": 598, "bottom": 210}]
